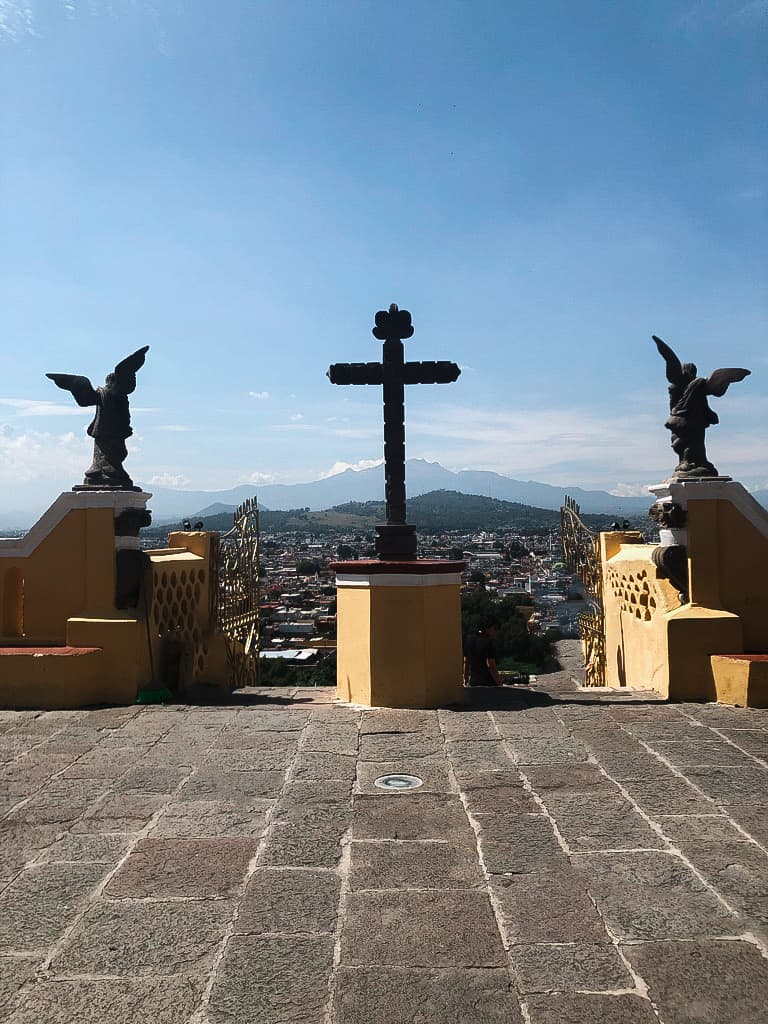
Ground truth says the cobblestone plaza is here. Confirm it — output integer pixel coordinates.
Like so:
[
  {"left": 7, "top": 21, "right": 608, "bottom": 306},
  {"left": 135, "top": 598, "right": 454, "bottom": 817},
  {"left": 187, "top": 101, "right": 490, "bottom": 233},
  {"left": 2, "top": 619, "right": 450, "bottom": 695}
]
[{"left": 1, "top": 647, "right": 767, "bottom": 1023}]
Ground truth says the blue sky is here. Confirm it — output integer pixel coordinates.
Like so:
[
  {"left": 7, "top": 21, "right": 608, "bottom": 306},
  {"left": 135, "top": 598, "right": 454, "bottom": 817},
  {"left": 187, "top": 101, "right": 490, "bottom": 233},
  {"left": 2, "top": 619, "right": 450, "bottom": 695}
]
[{"left": 1, "top": 0, "right": 766, "bottom": 516}]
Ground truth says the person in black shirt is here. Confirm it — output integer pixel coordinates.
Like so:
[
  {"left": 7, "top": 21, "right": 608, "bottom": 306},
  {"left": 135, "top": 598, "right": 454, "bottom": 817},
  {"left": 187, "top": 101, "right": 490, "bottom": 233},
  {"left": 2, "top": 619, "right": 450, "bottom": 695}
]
[{"left": 463, "top": 616, "right": 503, "bottom": 687}]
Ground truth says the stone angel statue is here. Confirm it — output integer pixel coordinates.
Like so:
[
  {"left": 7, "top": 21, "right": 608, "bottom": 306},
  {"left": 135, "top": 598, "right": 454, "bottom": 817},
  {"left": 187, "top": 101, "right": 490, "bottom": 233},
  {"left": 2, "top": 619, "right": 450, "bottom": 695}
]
[
  {"left": 47, "top": 346, "right": 149, "bottom": 489},
  {"left": 652, "top": 335, "right": 750, "bottom": 478}
]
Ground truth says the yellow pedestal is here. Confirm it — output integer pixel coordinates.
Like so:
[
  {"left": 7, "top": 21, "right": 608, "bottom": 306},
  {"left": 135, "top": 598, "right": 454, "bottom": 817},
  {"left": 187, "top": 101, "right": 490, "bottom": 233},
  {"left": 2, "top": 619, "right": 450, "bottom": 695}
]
[{"left": 334, "top": 561, "right": 465, "bottom": 708}]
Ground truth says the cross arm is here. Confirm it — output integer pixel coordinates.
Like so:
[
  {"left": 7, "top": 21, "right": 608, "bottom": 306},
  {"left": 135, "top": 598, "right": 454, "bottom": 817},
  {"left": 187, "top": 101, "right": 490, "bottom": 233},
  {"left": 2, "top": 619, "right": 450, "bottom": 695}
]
[
  {"left": 403, "top": 361, "right": 461, "bottom": 385},
  {"left": 327, "top": 362, "right": 385, "bottom": 386}
]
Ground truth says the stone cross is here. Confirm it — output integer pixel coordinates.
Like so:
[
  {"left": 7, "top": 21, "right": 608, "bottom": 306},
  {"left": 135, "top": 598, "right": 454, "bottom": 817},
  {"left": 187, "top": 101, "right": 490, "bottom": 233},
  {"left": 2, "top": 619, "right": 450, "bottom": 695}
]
[{"left": 328, "top": 304, "right": 460, "bottom": 559}]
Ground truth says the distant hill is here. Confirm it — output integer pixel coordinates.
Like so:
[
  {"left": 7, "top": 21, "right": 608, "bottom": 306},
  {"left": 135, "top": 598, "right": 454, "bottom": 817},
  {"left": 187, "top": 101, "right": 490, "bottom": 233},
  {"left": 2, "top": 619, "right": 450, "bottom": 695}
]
[
  {"left": 194, "top": 502, "right": 240, "bottom": 518},
  {"left": 325, "top": 491, "right": 621, "bottom": 533},
  {"left": 138, "top": 459, "right": 667, "bottom": 521},
  {"left": 400, "top": 491, "right": 615, "bottom": 532},
  {"left": 7, "top": 458, "right": 766, "bottom": 532},
  {"left": 142, "top": 489, "right": 626, "bottom": 542}
]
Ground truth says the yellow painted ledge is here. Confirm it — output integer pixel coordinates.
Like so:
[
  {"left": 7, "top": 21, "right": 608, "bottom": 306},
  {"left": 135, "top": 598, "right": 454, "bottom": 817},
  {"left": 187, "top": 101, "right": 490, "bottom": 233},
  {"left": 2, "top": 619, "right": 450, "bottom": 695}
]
[{"left": 0, "top": 646, "right": 109, "bottom": 709}]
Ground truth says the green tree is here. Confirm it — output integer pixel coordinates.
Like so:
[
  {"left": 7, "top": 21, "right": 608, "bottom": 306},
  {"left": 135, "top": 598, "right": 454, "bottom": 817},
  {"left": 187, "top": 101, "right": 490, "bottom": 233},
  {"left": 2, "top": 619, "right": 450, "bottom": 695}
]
[
  {"left": 258, "top": 654, "right": 337, "bottom": 687},
  {"left": 461, "top": 589, "right": 497, "bottom": 637},
  {"left": 296, "top": 559, "right": 323, "bottom": 576},
  {"left": 258, "top": 658, "right": 293, "bottom": 685},
  {"left": 461, "top": 589, "right": 553, "bottom": 671}
]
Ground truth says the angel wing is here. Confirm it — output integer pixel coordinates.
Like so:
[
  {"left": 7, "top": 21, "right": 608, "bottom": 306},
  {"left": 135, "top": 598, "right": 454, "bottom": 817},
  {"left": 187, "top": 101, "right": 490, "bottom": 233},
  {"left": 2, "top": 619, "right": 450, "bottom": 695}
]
[
  {"left": 706, "top": 367, "right": 751, "bottom": 398},
  {"left": 45, "top": 373, "right": 99, "bottom": 407},
  {"left": 652, "top": 335, "right": 684, "bottom": 386},
  {"left": 114, "top": 345, "right": 149, "bottom": 380}
]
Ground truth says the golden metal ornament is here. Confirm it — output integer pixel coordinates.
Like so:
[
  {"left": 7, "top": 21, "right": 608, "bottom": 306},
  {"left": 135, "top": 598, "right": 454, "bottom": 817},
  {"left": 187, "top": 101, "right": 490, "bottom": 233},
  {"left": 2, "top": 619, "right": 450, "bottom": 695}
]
[
  {"left": 560, "top": 496, "right": 606, "bottom": 687},
  {"left": 216, "top": 498, "right": 261, "bottom": 688}
]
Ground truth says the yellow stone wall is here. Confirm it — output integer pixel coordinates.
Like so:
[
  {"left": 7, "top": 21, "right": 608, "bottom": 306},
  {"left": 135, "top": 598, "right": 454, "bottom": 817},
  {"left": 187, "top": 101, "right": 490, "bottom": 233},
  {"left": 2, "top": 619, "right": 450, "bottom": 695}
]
[
  {"left": 665, "top": 606, "right": 742, "bottom": 701},
  {"left": 601, "top": 538, "right": 680, "bottom": 696},
  {"left": 336, "top": 574, "right": 464, "bottom": 708},
  {"left": 601, "top": 482, "right": 768, "bottom": 703},
  {"left": 0, "top": 496, "right": 231, "bottom": 708},
  {"left": 0, "top": 507, "right": 116, "bottom": 644},
  {"left": 686, "top": 498, "right": 768, "bottom": 652}
]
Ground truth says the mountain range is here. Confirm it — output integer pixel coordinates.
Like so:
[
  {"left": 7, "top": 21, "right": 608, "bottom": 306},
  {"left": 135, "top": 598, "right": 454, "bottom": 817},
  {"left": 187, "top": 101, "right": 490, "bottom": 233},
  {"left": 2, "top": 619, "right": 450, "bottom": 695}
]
[
  {"left": 5, "top": 460, "right": 766, "bottom": 531},
  {"left": 140, "top": 459, "right": 661, "bottom": 522}
]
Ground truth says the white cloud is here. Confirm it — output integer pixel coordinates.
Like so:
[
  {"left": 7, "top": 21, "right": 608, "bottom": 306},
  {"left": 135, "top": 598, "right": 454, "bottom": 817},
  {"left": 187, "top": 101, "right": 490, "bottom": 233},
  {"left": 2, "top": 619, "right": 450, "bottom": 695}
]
[
  {"left": 158, "top": 424, "right": 194, "bottom": 432},
  {"left": 0, "top": 425, "right": 90, "bottom": 486},
  {"left": 268, "top": 422, "right": 314, "bottom": 432},
  {"left": 609, "top": 483, "right": 657, "bottom": 498},
  {"left": 399, "top": 397, "right": 768, "bottom": 493},
  {"left": 0, "top": 397, "right": 159, "bottom": 418},
  {"left": 269, "top": 418, "right": 380, "bottom": 439},
  {"left": 676, "top": 0, "right": 768, "bottom": 32},
  {"left": 730, "top": 1, "right": 768, "bottom": 28},
  {"left": 289, "top": 413, "right": 304, "bottom": 422},
  {"left": 1, "top": 1, "right": 177, "bottom": 49},
  {"left": 0, "top": 398, "right": 89, "bottom": 418},
  {"left": 236, "top": 470, "right": 282, "bottom": 485},
  {"left": 736, "top": 185, "right": 765, "bottom": 201},
  {"left": 0, "top": 0, "right": 34, "bottom": 41},
  {"left": 249, "top": 391, "right": 271, "bottom": 400},
  {"left": 406, "top": 402, "right": 666, "bottom": 486},
  {"left": 149, "top": 472, "right": 191, "bottom": 488},
  {"left": 318, "top": 458, "right": 384, "bottom": 479},
  {"left": 408, "top": 403, "right": 652, "bottom": 454}
]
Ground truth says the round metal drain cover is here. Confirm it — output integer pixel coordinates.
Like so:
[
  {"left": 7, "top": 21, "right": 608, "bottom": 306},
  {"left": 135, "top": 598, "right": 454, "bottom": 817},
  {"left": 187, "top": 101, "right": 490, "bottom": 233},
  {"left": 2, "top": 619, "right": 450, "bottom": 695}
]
[{"left": 374, "top": 773, "right": 423, "bottom": 791}]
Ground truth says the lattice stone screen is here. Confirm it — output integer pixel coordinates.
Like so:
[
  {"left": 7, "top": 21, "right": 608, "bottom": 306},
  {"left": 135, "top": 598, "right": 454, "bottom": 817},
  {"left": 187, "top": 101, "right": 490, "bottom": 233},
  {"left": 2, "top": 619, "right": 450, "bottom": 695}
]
[{"left": 149, "top": 556, "right": 211, "bottom": 688}]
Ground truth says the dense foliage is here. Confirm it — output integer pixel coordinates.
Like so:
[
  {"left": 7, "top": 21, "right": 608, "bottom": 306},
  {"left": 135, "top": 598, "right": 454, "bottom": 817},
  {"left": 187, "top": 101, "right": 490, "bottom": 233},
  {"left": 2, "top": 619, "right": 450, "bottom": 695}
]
[
  {"left": 461, "top": 589, "right": 557, "bottom": 672},
  {"left": 295, "top": 559, "right": 324, "bottom": 576},
  {"left": 141, "top": 489, "right": 619, "bottom": 543},
  {"left": 258, "top": 654, "right": 337, "bottom": 687}
]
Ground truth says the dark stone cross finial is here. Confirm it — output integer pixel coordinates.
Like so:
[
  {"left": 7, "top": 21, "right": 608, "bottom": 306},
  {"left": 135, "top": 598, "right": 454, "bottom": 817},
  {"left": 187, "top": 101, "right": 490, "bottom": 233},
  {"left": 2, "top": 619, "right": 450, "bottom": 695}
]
[{"left": 328, "top": 304, "right": 460, "bottom": 560}]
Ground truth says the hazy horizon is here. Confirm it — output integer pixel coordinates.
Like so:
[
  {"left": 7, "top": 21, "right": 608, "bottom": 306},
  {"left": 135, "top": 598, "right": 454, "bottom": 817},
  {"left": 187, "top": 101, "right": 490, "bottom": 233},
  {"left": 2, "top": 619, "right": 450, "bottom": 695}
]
[{"left": 7, "top": 456, "right": 768, "bottom": 533}]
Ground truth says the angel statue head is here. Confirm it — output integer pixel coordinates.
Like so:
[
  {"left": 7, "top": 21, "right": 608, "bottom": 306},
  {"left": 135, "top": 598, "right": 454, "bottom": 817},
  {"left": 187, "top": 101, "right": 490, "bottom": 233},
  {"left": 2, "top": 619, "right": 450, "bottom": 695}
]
[
  {"left": 652, "top": 335, "right": 750, "bottom": 479},
  {"left": 47, "top": 346, "right": 149, "bottom": 490},
  {"left": 105, "top": 371, "right": 133, "bottom": 394}
]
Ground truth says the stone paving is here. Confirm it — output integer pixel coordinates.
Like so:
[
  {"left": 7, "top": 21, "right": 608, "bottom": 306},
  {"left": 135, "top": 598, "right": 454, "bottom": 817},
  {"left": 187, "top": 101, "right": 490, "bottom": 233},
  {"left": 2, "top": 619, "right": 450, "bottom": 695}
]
[{"left": 1, "top": 656, "right": 768, "bottom": 1022}]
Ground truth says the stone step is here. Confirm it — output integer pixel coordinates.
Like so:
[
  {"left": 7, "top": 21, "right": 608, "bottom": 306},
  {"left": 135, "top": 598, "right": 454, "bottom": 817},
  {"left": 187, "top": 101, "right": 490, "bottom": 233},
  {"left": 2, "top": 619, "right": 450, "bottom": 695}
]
[
  {"left": 0, "top": 645, "right": 106, "bottom": 710},
  {"left": 711, "top": 654, "right": 768, "bottom": 708},
  {"left": 0, "top": 645, "right": 102, "bottom": 655}
]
